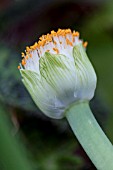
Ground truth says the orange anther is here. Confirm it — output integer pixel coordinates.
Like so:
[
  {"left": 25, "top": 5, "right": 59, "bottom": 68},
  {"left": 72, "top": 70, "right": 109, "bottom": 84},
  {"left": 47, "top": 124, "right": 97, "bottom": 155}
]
[
  {"left": 39, "top": 35, "right": 45, "bottom": 41},
  {"left": 54, "top": 41, "right": 57, "bottom": 45},
  {"left": 72, "top": 37, "right": 75, "bottom": 43},
  {"left": 22, "top": 59, "right": 26, "bottom": 66},
  {"left": 18, "top": 65, "right": 20, "bottom": 69},
  {"left": 73, "top": 31, "right": 80, "bottom": 37},
  {"left": 51, "top": 30, "right": 56, "bottom": 35},
  {"left": 21, "top": 52, "right": 25, "bottom": 57},
  {"left": 83, "top": 41, "right": 88, "bottom": 48},
  {"left": 65, "top": 29, "right": 71, "bottom": 34},
  {"left": 26, "top": 46, "right": 30, "bottom": 52},
  {"left": 20, "top": 28, "right": 82, "bottom": 66},
  {"left": 53, "top": 48, "right": 59, "bottom": 54},
  {"left": 57, "top": 29, "right": 62, "bottom": 35},
  {"left": 61, "top": 30, "right": 66, "bottom": 36},
  {"left": 25, "top": 55, "right": 28, "bottom": 60},
  {"left": 29, "top": 54, "right": 32, "bottom": 58},
  {"left": 66, "top": 38, "right": 73, "bottom": 46}
]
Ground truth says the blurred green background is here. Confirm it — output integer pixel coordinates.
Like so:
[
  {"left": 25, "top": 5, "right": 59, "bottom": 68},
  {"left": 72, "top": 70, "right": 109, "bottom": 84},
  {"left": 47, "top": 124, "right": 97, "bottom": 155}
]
[{"left": 0, "top": 0, "right": 113, "bottom": 169}]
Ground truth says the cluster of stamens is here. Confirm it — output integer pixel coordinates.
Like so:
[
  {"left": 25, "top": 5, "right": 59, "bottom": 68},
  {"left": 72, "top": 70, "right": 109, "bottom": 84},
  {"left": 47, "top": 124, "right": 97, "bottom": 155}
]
[{"left": 18, "top": 29, "right": 88, "bottom": 70}]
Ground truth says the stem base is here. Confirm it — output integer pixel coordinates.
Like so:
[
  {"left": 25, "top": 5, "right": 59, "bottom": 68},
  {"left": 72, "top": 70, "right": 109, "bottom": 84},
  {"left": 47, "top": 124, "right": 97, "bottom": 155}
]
[{"left": 65, "top": 101, "right": 113, "bottom": 170}]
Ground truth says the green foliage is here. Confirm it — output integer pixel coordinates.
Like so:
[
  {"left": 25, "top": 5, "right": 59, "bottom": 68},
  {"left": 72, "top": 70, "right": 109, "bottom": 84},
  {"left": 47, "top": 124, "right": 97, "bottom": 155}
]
[
  {"left": 0, "top": 103, "right": 32, "bottom": 170},
  {"left": 80, "top": 1, "right": 113, "bottom": 141},
  {"left": 21, "top": 119, "right": 83, "bottom": 170},
  {"left": 0, "top": 45, "right": 37, "bottom": 111}
]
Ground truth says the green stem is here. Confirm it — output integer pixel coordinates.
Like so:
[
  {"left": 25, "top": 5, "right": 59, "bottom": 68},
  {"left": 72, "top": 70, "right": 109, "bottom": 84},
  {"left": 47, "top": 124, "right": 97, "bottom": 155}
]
[{"left": 65, "top": 101, "right": 113, "bottom": 170}]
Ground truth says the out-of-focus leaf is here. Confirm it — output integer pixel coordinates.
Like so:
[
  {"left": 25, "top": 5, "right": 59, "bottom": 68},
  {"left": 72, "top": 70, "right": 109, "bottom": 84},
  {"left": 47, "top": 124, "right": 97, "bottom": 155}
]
[
  {"left": 0, "top": 102, "right": 33, "bottom": 170},
  {"left": 20, "top": 117, "right": 84, "bottom": 170},
  {"left": 0, "top": 44, "right": 38, "bottom": 112}
]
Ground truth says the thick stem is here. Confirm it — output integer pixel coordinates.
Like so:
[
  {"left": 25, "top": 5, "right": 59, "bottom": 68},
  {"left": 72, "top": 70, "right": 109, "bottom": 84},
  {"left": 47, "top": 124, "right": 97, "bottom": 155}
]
[{"left": 65, "top": 101, "right": 113, "bottom": 170}]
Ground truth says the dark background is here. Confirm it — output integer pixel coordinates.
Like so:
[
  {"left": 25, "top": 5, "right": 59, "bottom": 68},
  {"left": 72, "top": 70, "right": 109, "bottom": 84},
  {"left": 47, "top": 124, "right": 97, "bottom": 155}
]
[{"left": 0, "top": 0, "right": 113, "bottom": 169}]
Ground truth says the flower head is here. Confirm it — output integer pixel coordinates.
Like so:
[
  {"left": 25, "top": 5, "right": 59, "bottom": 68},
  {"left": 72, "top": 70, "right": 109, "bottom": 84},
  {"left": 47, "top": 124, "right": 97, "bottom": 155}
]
[{"left": 19, "top": 28, "right": 97, "bottom": 119}]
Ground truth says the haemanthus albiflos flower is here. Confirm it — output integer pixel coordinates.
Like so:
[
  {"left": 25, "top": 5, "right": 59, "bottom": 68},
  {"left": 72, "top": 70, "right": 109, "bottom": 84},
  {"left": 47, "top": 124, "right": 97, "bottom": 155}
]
[
  {"left": 18, "top": 29, "right": 113, "bottom": 170},
  {"left": 18, "top": 28, "right": 97, "bottom": 119}
]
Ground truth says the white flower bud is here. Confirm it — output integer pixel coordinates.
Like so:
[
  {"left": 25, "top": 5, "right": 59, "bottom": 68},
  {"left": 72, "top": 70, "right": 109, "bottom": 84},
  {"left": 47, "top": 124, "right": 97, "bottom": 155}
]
[{"left": 19, "top": 29, "right": 97, "bottom": 119}]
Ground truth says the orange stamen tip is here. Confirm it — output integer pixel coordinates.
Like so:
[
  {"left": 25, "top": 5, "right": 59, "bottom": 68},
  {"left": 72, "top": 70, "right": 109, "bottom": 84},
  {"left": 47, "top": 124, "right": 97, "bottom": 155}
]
[
  {"left": 73, "top": 31, "right": 80, "bottom": 37},
  {"left": 53, "top": 48, "right": 59, "bottom": 54},
  {"left": 21, "top": 52, "right": 25, "bottom": 57},
  {"left": 54, "top": 41, "right": 57, "bottom": 45},
  {"left": 29, "top": 54, "right": 32, "bottom": 58},
  {"left": 51, "top": 30, "right": 56, "bottom": 35},
  {"left": 22, "top": 59, "right": 26, "bottom": 66},
  {"left": 66, "top": 38, "right": 73, "bottom": 46},
  {"left": 83, "top": 41, "right": 88, "bottom": 48},
  {"left": 25, "top": 55, "right": 28, "bottom": 60},
  {"left": 26, "top": 46, "right": 30, "bottom": 52},
  {"left": 20, "top": 28, "right": 82, "bottom": 66},
  {"left": 65, "top": 28, "right": 71, "bottom": 34},
  {"left": 18, "top": 65, "right": 20, "bottom": 69}
]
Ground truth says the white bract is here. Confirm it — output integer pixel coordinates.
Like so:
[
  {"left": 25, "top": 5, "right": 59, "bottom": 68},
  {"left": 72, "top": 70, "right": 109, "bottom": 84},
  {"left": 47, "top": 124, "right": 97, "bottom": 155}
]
[{"left": 19, "top": 29, "right": 97, "bottom": 119}]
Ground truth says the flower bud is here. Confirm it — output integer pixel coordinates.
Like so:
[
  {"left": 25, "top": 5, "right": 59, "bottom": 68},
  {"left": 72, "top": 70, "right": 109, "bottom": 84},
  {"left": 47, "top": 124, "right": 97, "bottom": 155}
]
[{"left": 19, "top": 29, "right": 97, "bottom": 119}]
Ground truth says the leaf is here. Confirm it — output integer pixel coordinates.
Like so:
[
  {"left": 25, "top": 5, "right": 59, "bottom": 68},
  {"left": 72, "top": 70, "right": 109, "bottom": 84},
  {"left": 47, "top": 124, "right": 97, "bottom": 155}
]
[{"left": 0, "top": 44, "right": 37, "bottom": 112}]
